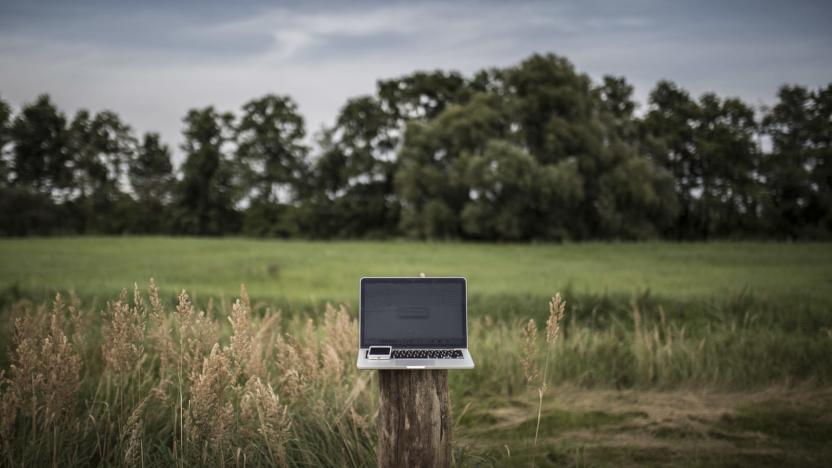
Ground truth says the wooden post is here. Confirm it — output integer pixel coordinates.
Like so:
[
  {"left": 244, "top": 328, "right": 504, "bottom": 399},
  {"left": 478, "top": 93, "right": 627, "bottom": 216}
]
[{"left": 377, "top": 370, "right": 452, "bottom": 468}]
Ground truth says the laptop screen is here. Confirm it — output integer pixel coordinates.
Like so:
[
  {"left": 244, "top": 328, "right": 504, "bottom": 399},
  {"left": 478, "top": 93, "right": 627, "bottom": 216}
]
[{"left": 360, "top": 277, "right": 467, "bottom": 348}]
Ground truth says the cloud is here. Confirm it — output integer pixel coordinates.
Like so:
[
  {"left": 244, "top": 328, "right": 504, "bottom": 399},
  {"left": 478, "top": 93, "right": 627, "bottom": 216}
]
[{"left": 0, "top": 0, "right": 830, "bottom": 164}]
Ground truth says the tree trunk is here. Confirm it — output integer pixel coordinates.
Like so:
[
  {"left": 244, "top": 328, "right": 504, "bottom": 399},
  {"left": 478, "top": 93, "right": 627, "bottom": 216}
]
[{"left": 377, "top": 370, "right": 452, "bottom": 468}]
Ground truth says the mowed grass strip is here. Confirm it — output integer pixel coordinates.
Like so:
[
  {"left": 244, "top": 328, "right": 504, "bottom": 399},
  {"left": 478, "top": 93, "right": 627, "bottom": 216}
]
[
  {"left": 454, "top": 387, "right": 832, "bottom": 468},
  {"left": 1, "top": 237, "right": 831, "bottom": 304}
]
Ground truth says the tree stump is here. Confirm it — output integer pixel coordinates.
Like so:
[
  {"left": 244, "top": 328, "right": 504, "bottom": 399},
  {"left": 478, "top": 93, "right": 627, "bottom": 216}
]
[{"left": 377, "top": 370, "right": 452, "bottom": 468}]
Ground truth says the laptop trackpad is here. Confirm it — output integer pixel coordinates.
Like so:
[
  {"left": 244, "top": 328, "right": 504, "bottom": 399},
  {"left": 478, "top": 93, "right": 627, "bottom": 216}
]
[{"left": 399, "top": 359, "right": 435, "bottom": 367}]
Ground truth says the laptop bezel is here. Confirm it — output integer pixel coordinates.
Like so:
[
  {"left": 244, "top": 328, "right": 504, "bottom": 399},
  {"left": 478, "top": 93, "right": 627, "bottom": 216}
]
[{"left": 359, "top": 276, "right": 468, "bottom": 349}]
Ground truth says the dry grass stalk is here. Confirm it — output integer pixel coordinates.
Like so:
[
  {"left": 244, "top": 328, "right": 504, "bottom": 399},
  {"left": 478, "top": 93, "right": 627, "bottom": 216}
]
[
  {"left": 252, "top": 309, "right": 282, "bottom": 366},
  {"left": 322, "top": 344, "right": 344, "bottom": 386},
  {"left": 301, "top": 318, "right": 320, "bottom": 382},
  {"left": 4, "top": 294, "right": 82, "bottom": 435},
  {"left": 122, "top": 380, "right": 169, "bottom": 467},
  {"left": 273, "top": 335, "right": 305, "bottom": 398},
  {"left": 534, "top": 294, "right": 567, "bottom": 450},
  {"left": 175, "top": 290, "right": 217, "bottom": 381},
  {"left": 321, "top": 303, "right": 356, "bottom": 388},
  {"left": 228, "top": 284, "right": 275, "bottom": 380},
  {"left": 147, "top": 278, "right": 178, "bottom": 375},
  {"left": 240, "top": 376, "right": 291, "bottom": 465},
  {"left": 102, "top": 285, "right": 148, "bottom": 374},
  {"left": 323, "top": 303, "right": 356, "bottom": 358},
  {"left": 0, "top": 370, "right": 16, "bottom": 451},
  {"left": 148, "top": 278, "right": 163, "bottom": 316},
  {"left": 520, "top": 319, "right": 538, "bottom": 384},
  {"left": 169, "top": 289, "right": 218, "bottom": 463},
  {"left": 185, "top": 344, "right": 234, "bottom": 462},
  {"left": 542, "top": 294, "right": 566, "bottom": 392},
  {"left": 228, "top": 298, "right": 254, "bottom": 375},
  {"left": 546, "top": 293, "right": 566, "bottom": 346}
]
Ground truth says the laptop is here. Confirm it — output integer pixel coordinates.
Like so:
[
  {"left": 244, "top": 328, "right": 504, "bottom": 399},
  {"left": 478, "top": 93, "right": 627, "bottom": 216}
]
[{"left": 356, "top": 277, "right": 475, "bottom": 369}]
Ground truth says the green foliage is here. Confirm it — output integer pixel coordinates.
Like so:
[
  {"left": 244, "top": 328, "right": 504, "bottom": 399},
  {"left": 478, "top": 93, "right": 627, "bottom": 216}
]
[
  {"left": 643, "top": 83, "right": 764, "bottom": 238},
  {"left": 762, "top": 84, "right": 832, "bottom": 238},
  {"left": 504, "top": 53, "right": 594, "bottom": 161},
  {"left": 128, "top": 133, "right": 175, "bottom": 233},
  {"left": 0, "top": 95, "right": 11, "bottom": 185},
  {"left": 595, "top": 154, "right": 678, "bottom": 239},
  {"left": 306, "top": 96, "right": 399, "bottom": 238},
  {"left": 10, "top": 94, "right": 72, "bottom": 195},
  {"left": 0, "top": 187, "right": 76, "bottom": 235},
  {"left": 68, "top": 109, "right": 137, "bottom": 233},
  {"left": 377, "top": 70, "right": 470, "bottom": 123},
  {"left": 173, "top": 107, "right": 240, "bottom": 235},
  {"left": 130, "top": 132, "right": 174, "bottom": 204},
  {"left": 236, "top": 94, "right": 308, "bottom": 204},
  {"left": 396, "top": 93, "right": 510, "bottom": 238},
  {"left": 461, "top": 140, "right": 539, "bottom": 240},
  {"left": 69, "top": 109, "right": 134, "bottom": 199}
]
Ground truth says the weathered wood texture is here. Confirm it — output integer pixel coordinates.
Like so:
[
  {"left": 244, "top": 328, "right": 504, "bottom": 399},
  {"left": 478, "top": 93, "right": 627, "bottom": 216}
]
[{"left": 377, "top": 370, "right": 452, "bottom": 468}]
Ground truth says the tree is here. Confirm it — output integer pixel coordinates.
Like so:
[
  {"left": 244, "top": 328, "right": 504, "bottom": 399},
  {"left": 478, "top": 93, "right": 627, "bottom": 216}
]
[
  {"left": 533, "top": 157, "right": 585, "bottom": 240},
  {"left": 68, "top": 110, "right": 134, "bottom": 199},
  {"left": 66, "top": 109, "right": 136, "bottom": 233},
  {"left": 595, "top": 151, "right": 678, "bottom": 239},
  {"left": 812, "top": 85, "right": 832, "bottom": 235},
  {"left": 503, "top": 53, "right": 595, "bottom": 164},
  {"left": 10, "top": 94, "right": 72, "bottom": 197},
  {"left": 599, "top": 75, "right": 638, "bottom": 140},
  {"left": 460, "top": 140, "right": 543, "bottom": 240},
  {"left": 396, "top": 93, "right": 511, "bottom": 238},
  {"left": 377, "top": 71, "right": 470, "bottom": 125},
  {"left": 694, "top": 94, "right": 760, "bottom": 237},
  {"left": 306, "top": 96, "right": 399, "bottom": 237},
  {"left": 127, "top": 132, "right": 174, "bottom": 233},
  {"left": 235, "top": 95, "right": 309, "bottom": 237},
  {"left": 4, "top": 95, "right": 82, "bottom": 235},
  {"left": 644, "top": 83, "right": 761, "bottom": 238},
  {"left": 763, "top": 84, "right": 832, "bottom": 238},
  {"left": 0, "top": 96, "right": 11, "bottom": 186},
  {"left": 130, "top": 132, "right": 174, "bottom": 204},
  {"left": 236, "top": 95, "right": 308, "bottom": 204},
  {"left": 643, "top": 82, "right": 704, "bottom": 238},
  {"left": 174, "top": 107, "right": 239, "bottom": 235}
]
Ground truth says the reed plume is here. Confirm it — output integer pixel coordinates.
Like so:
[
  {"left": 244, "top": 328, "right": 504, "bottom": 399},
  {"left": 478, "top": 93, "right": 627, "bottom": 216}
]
[
  {"left": 520, "top": 318, "right": 539, "bottom": 384},
  {"left": 185, "top": 344, "right": 234, "bottom": 463},
  {"left": 240, "top": 376, "right": 291, "bottom": 466},
  {"left": 534, "top": 294, "right": 566, "bottom": 449},
  {"left": 102, "top": 284, "right": 147, "bottom": 374},
  {"left": 0, "top": 294, "right": 82, "bottom": 468}
]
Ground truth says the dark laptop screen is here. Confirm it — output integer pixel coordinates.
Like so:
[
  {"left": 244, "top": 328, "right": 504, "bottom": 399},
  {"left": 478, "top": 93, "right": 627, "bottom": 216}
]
[{"left": 360, "top": 278, "right": 466, "bottom": 348}]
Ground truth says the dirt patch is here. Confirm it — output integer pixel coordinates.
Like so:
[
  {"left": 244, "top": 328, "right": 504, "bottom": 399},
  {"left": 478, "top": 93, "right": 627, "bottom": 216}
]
[{"left": 456, "top": 385, "right": 832, "bottom": 467}]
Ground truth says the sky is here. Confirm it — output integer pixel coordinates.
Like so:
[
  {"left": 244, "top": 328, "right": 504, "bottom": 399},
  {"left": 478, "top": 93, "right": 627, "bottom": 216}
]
[{"left": 1, "top": 0, "right": 831, "bottom": 161}]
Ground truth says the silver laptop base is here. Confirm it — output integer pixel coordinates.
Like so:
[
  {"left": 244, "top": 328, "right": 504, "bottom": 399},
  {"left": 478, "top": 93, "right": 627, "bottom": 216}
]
[{"left": 356, "top": 348, "right": 475, "bottom": 369}]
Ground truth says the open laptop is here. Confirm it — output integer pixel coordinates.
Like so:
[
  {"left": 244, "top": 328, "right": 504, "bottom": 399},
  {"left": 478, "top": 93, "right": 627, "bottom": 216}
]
[{"left": 356, "top": 277, "right": 475, "bottom": 369}]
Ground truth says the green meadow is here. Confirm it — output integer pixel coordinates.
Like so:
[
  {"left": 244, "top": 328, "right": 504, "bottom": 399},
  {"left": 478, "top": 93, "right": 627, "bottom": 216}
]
[{"left": 1, "top": 237, "right": 830, "bottom": 305}]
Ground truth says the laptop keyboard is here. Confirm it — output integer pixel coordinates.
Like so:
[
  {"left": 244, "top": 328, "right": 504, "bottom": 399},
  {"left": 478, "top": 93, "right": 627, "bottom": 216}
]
[{"left": 391, "top": 349, "right": 463, "bottom": 359}]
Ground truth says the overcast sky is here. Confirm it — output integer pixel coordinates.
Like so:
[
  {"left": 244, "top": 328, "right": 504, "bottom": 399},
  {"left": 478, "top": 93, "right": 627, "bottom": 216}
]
[{"left": 1, "top": 0, "right": 830, "bottom": 160}]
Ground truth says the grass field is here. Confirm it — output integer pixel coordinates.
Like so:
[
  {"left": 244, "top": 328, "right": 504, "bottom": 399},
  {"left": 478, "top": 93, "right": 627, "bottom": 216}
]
[
  {"left": 2, "top": 237, "right": 831, "bottom": 305},
  {"left": 1, "top": 237, "right": 831, "bottom": 467}
]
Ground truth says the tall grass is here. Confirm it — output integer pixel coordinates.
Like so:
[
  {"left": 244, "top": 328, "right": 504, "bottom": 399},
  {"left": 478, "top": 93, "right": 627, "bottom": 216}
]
[
  {"left": 0, "top": 281, "right": 830, "bottom": 466},
  {"left": 456, "top": 291, "right": 832, "bottom": 398},
  {"left": 0, "top": 281, "right": 374, "bottom": 467}
]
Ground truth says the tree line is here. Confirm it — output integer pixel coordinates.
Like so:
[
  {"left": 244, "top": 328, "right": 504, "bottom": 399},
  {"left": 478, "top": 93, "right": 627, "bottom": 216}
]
[{"left": 1, "top": 53, "right": 830, "bottom": 240}]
